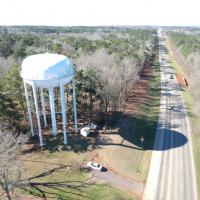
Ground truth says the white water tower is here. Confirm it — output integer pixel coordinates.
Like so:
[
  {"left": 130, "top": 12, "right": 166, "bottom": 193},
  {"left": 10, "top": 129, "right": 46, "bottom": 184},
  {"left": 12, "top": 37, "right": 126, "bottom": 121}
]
[{"left": 21, "top": 53, "right": 78, "bottom": 146}]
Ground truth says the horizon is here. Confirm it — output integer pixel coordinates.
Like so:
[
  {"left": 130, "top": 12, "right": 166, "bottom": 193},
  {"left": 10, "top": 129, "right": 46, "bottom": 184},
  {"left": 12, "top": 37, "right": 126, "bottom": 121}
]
[
  {"left": 1, "top": 0, "right": 200, "bottom": 27},
  {"left": 1, "top": 25, "right": 200, "bottom": 28}
]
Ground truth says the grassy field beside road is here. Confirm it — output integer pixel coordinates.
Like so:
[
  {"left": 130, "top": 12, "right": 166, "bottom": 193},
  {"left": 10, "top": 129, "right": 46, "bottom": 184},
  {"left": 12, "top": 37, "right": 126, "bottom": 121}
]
[{"left": 18, "top": 144, "right": 135, "bottom": 200}]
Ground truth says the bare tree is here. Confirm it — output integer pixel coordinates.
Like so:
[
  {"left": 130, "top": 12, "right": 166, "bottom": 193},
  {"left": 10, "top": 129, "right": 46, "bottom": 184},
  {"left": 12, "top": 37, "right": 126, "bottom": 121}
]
[
  {"left": 0, "top": 127, "right": 27, "bottom": 200},
  {"left": 75, "top": 48, "right": 142, "bottom": 117},
  {"left": 0, "top": 56, "right": 16, "bottom": 75}
]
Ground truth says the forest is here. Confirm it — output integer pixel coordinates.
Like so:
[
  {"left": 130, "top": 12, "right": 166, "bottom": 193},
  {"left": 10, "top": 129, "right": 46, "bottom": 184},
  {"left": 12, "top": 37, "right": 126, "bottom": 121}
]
[
  {"left": 168, "top": 31, "right": 200, "bottom": 108},
  {"left": 0, "top": 26, "right": 157, "bottom": 132}
]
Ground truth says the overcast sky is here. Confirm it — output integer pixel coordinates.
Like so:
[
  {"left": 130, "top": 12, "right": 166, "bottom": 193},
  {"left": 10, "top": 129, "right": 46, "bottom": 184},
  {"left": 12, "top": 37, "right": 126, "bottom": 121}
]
[{"left": 0, "top": 0, "right": 200, "bottom": 26}]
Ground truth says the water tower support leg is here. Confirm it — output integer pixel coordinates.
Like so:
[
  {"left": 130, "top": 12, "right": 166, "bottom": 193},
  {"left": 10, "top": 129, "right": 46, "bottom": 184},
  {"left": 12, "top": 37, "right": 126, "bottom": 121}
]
[
  {"left": 49, "top": 88, "right": 57, "bottom": 136},
  {"left": 40, "top": 88, "right": 47, "bottom": 127},
  {"left": 72, "top": 78, "right": 78, "bottom": 133},
  {"left": 60, "top": 83, "right": 67, "bottom": 144},
  {"left": 23, "top": 81, "right": 34, "bottom": 137},
  {"left": 32, "top": 82, "right": 43, "bottom": 146}
]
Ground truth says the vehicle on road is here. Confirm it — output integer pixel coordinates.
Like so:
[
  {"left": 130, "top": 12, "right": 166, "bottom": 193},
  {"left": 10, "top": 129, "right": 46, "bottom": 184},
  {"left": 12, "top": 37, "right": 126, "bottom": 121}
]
[
  {"left": 169, "top": 74, "right": 173, "bottom": 79},
  {"left": 168, "top": 106, "right": 174, "bottom": 110},
  {"left": 87, "top": 161, "right": 103, "bottom": 171}
]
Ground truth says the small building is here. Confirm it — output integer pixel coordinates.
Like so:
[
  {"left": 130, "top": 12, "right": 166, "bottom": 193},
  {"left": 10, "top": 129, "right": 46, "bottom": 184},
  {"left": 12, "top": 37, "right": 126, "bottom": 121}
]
[{"left": 80, "top": 127, "right": 91, "bottom": 137}]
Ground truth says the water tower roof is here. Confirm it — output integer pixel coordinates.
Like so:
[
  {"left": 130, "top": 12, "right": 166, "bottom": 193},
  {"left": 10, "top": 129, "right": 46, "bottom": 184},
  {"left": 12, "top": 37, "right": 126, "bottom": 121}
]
[{"left": 21, "top": 53, "right": 74, "bottom": 81}]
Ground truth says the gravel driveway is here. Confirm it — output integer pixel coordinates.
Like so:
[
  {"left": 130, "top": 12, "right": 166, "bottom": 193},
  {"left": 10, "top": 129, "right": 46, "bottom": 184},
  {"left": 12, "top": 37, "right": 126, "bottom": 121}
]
[{"left": 91, "top": 169, "right": 144, "bottom": 197}]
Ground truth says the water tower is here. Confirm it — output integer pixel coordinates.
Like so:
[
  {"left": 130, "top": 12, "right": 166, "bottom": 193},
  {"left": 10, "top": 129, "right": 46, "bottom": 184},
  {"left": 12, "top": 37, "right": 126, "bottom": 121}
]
[{"left": 21, "top": 53, "right": 78, "bottom": 146}]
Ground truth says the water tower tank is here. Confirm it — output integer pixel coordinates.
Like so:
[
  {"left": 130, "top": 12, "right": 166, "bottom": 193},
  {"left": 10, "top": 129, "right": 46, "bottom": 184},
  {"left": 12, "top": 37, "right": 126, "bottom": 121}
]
[
  {"left": 21, "top": 53, "right": 74, "bottom": 87},
  {"left": 21, "top": 53, "right": 77, "bottom": 146}
]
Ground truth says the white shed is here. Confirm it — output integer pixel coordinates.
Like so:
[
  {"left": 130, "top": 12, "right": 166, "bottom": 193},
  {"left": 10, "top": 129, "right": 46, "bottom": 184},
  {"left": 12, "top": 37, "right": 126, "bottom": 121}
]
[{"left": 80, "top": 127, "right": 91, "bottom": 137}]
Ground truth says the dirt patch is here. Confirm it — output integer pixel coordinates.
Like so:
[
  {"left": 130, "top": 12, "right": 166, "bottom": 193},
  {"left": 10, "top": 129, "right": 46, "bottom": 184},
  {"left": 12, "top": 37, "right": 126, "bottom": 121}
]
[
  {"left": 176, "top": 74, "right": 189, "bottom": 87},
  {"left": 124, "top": 66, "right": 155, "bottom": 115}
]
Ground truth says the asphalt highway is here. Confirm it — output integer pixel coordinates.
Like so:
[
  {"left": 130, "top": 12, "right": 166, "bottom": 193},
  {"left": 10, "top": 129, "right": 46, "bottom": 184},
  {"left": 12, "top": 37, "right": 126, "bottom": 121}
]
[{"left": 143, "top": 31, "right": 197, "bottom": 200}]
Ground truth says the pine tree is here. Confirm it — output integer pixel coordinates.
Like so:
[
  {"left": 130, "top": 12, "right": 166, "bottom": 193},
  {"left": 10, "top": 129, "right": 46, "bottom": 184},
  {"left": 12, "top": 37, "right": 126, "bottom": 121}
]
[
  {"left": 0, "top": 83, "right": 22, "bottom": 131},
  {"left": 2, "top": 64, "right": 26, "bottom": 120}
]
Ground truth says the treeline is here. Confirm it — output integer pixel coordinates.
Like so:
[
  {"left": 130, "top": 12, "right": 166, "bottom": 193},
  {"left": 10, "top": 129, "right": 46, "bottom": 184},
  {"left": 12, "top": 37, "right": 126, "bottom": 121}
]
[
  {"left": 0, "top": 28, "right": 157, "bottom": 131},
  {"left": 0, "top": 29, "right": 155, "bottom": 59},
  {"left": 0, "top": 26, "right": 155, "bottom": 34},
  {"left": 168, "top": 31, "right": 200, "bottom": 114},
  {"left": 169, "top": 32, "right": 200, "bottom": 57}
]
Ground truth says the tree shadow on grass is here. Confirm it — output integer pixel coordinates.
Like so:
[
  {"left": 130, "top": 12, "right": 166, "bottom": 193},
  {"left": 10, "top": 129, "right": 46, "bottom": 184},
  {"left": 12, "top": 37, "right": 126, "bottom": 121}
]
[
  {"left": 44, "top": 131, "right": 145, "bottom": 153},
  {"left": 22, "top": 133, "right": 99, "bottom": 154},
  {"left": 18, "top": 166, "right": 96, "bottom": 200},
  {"left": 23, "top": 125, "right": 145, "bottom": 155},
  {"left": 107, "top": 111, "right": 158, "bottom": 150},
  {"left": 45, "top": 134, "right": 98, "bottom": 153},
  {"left": 109, "top": 111, "right": 188, "bottom": 151},
  {"left": 95, "top": 135, "right": 143, "bottom": 151}
]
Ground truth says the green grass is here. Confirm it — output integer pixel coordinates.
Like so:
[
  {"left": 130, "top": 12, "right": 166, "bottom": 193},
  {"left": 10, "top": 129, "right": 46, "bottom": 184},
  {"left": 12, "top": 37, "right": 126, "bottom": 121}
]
[
  {"left": 181, "top": 88, "right": 200, "bottom": 198},
  {"left": 87, "top": 184, "right": 135, "bottom": 200},
  {"left": 18, "top": 147, "right": 137, "bottom": 200},
  {"left": 136, "top": 59, "right": 161, "bottom": 179},
  {"left": 130, "top": 59, "right": 161, "bottom": 179},
  {"left": 165, "top": 37, "right": 185, "bottom": 75},
  {"left": 140, "top": 60, "right": 161, "bottom": 147},
  {"left": 20, "top": 180, "right": 134, "bottom": 200},
  {"left": 165, "top": 36, "right": 200, "bottom": 198}
]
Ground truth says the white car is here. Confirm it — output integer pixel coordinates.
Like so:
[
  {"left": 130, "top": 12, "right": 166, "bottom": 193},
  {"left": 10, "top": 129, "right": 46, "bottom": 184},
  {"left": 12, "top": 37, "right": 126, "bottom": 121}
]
[{"left": 87, "top": 161, "right": 103, "bottom": 171}]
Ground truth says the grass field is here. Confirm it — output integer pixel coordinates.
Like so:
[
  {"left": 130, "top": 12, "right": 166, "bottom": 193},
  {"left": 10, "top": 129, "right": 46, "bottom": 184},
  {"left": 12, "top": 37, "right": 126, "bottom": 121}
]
[
  {"left": 17, "top": 142, "right": 136, "bottom": 200},
  {"left": 165, "top": 36, "right": 200, "bottom": 197}
]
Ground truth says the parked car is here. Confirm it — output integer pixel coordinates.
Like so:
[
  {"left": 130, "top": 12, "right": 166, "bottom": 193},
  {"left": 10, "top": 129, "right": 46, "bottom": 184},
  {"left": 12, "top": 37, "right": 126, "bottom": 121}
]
[{"left": 87, "top": 161, "right": 103, "bottom": 171}]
